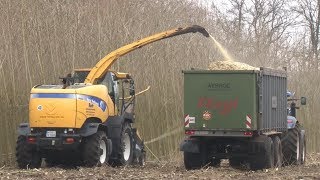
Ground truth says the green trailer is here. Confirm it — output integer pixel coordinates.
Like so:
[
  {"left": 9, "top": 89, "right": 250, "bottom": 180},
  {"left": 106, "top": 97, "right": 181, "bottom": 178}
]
[{"left": 180, "top": 68, "right": 307, "bottom": 170}]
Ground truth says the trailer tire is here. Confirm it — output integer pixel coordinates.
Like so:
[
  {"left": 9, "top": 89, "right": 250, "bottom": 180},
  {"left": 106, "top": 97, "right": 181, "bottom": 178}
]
[
  {"left": 272, "top": 136, "right": 282, "bottom": 167},
  {"left": 82, "top": 131, "right": 109, "bottom": 167},
  {"left": 209, "top": 158, "right": 221, "bottom": 167},
  {"left": 250, "top": 136, "right": 274, "bottom": 170},
  {"left": 115, "top": 123, "right": 134, "bottom": 166},
  {"left": 16, "top": 136, "right": 41, "bottom": 169},
  {"left": 229, "top": 158, "right": 245, "bottom": 168},
  {"left": 184, "top": 152, "right": 205, "bottom": 170},
  {"left": 282, "top": 124, "right": 301, "bottom": 165}
]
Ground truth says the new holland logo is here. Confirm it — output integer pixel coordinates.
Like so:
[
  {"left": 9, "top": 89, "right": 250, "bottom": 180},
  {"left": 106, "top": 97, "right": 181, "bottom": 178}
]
[{"left": 202, "top": 111, "right": 212, "bottom": 120}]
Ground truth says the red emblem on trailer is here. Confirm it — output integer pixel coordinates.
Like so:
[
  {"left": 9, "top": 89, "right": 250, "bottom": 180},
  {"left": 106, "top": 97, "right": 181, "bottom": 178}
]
[{"left": 202, "top": 111, "right": 212, "bottom": 120}]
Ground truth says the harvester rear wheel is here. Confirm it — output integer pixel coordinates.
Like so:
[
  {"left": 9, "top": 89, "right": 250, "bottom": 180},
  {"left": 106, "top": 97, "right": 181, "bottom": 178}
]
[
  {"left": 16, "top": 136, "right": 41, "bottom": 169},
  {"left": 282, "top": 124, "right": 301, "bottom": 165},
  {"left": 115, "top": 123, "right": 134, "bottom": 166},
  {"left": 272, "top": 136, "right": 283, "bottom": 167},
  {"left": 82, "top": 131, "right": 109, "bottom": 167}
]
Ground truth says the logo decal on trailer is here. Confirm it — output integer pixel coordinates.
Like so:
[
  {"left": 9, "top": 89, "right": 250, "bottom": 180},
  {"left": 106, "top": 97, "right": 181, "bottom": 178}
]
[
  {"left": 246, "top": 115, "right": 252, "bottom": 129},
  {"left": 203, "top": 111, "right": 212, "bottom": 120}
]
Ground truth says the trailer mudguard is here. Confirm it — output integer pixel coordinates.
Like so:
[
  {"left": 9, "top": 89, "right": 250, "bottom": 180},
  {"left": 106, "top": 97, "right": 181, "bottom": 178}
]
[
  {"left": 17, "top": 123, "right": 30, "bottom": 136},
  {"left": 180, "top": 139, "right": 200, "bottom": 153}
]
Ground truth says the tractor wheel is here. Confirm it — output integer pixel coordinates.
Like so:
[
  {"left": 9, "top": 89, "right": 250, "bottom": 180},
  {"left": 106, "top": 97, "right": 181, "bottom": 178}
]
[
  {"left": 82, "top": 131, "right": 109, "bottom": 167},
  {"left": 115, "top": 123, "right": 134, "bottom": 166},
  {"left": 282, "top": 124, "right": 301, "bottom": 165},
  {"left": 250, "top": 136, "right": 274, "bottom": 170},
  {"left": 272, "top": 136, "right": 283, "bottom": 167},
  {"left": 16, "top": 136, "right": 41, "bottom": 169},
  {"left": 299, "top": 129, "right": 306, "bottom": 165}
]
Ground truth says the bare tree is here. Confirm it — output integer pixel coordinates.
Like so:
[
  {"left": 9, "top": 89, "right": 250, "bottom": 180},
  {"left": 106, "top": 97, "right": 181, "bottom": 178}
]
[{"left": 293, "top": 0, "right": 320, "bottom": 69}]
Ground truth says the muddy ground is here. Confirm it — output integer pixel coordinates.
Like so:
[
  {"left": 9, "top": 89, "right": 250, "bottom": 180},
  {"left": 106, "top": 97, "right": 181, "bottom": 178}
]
[{"left": 1, "top": 153, "right": 320, "bottom": 180}]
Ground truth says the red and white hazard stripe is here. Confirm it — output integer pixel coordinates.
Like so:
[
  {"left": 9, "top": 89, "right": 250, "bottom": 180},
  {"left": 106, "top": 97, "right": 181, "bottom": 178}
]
[
  {"left": 246, "top": 115, "right": 252, "bottom": 129},
  {"left": 185, "top": 115, "right": 190, "bottom": 127}
]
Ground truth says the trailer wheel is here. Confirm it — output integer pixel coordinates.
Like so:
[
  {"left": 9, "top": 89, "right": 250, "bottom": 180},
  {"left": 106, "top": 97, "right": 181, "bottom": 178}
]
[
  {"left": 272, "top": 136, "right": 282, "bottom": 167},
  {"left": 184, "top": 152, "right": 206, "bottom": 170},
  {"left": 250, "top": 136, "right": 274, "bottom": 170},
  {"left": 115, "top": 123, "right": 134, "bottom": 166},
  {"left": 82, "top": 131, "right": 109, "bottom": 167},
  {"left": 282, "top": 124, "right": 301, "bottom": 165},
  {"left": 16, "top": 136, "right": 41, "bottom": 169},
  {"left": 209, "top": 158, "right": 221, "bottom": 167},
  {"left": 229, "top": 158, "right": 245, "bottom": 168}
]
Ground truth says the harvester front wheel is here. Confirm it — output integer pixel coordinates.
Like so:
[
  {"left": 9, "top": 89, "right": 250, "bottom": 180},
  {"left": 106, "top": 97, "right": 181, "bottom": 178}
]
[
  {"left": 116, "top": 123, "right": 134, "bottom": 166},
  {"left": 82, "top": 131, "right": 109, "bottom": 167},
  {"left": 16, "top": 136, "right": 41, "bottom": 169}
]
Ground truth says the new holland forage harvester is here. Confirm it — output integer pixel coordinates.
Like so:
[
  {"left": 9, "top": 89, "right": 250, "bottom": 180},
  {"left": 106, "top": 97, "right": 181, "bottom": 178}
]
[{"left": 16, "top": 25, "right": 210, "bottom": 168}]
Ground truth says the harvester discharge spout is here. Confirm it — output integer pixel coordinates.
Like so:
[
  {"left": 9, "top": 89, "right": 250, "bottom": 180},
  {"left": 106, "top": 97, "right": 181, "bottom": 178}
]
[{"left": 85, "top": 25, "right": 210, "bottom": 84}]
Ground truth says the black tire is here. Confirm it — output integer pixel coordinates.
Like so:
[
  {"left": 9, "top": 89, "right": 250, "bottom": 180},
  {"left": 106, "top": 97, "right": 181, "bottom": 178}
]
[
  {"left": 115, "top": 123, "right": 134, "bottom": 166},
  {"left": 272, "top": 136, "right": 282, "bottom": 167},
  {"left": 250, "top": 136, "right": 274, "bottom": 170},
  {"left": 184, "top": 151, "right": 206, "bottom": 170},
  {"left": 82, "top": 131, "right": 109, "bottom": 167},
  {"left": 16, "top": 136, "right": 41, "bottom": 169},
  {"left": 209, "top": 158, "right": 221, "bottom": 167},
  {"left": 229, "top": 158, "right": 245, "bottom": 168},
  {"left": 138, "top": 151, "right": 146, "bottom": 166},
  {"left": 282, "top": 124, "right": 301, "bottom": 165}
]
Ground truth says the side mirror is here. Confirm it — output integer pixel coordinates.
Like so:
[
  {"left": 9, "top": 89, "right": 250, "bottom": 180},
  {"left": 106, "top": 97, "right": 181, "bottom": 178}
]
[{"left": 301, "top": 97, "right": 307, "bottom": 105}]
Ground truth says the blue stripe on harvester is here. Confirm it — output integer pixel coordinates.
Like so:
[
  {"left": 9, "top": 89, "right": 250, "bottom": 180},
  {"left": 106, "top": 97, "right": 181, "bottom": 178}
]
[
  {"left": 77, "top": 94, "right": 107, "bottom": 112},
  {"left": 31, "top": 93, "right": 107, "bottom": 112},
  {"left": 31, "top": 93, "right": 76, "bottom": 99}
]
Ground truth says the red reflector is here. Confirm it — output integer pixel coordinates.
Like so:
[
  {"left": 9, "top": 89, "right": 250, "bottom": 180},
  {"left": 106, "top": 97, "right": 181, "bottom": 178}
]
[
  {"left": 287, "top": 119, "right": 293, "bottom": 123},
  {"left": 185, "top": 130, "right": 195, "bottom": 135},
  {"left": 27, "top": 137, "right": 36, "bottom": 143},
  {"left": 65, "top": 138, "right": 74, "bottom": 144},
  {"left": 244, "top": 131, "right": 253, "bottom": 136}
]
